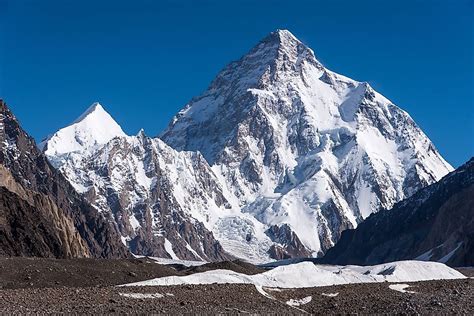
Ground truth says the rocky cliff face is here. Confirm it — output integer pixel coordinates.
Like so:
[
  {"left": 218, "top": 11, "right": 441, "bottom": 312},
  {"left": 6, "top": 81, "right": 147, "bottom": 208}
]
[
  {"left": 0, "top": 167, "right": 90, "bottom": 258},
  {"left": 0, "top": 100, "right": 129, "bottom": 258},
  {"left": 41, "top": 106, "right": 232, "bottom": 261},
  {"left": 43, "top": 30, "right": 453, "bottom": 263},
  {"left": 161, "top": 29, "right": 453, "bottom": 259},
  {"left": 322, "top": 158, "right": 474, "bottom": 267}
]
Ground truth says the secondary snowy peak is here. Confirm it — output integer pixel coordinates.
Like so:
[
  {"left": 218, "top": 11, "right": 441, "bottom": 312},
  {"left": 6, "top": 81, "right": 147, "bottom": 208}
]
[
  {"left": 42, "top": 121, "right": 234, "bottom": 261},
  {"left": 40, "top": 102, "right": 126, "bottom": 162},
  {"left": 0, "top": 100, "right": 129, "bottom": 259},
  {"left": 161, "top": 29, "right": 453, "bottom": 257}
]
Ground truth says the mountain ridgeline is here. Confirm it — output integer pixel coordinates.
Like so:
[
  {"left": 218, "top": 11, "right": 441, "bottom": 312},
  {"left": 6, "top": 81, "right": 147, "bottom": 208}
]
[
  {"left": 39, "top": 30, "right": 453, "bottom": 263},
  {"left": 322, "top": 158, "right": 474, "bottom": 267},
  {"left": 0, "top": 100, "right": 129, "bottom": 258}
]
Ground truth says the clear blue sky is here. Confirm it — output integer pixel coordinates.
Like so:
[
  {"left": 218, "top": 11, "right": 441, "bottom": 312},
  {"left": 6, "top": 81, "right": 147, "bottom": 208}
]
[{"left": 1, "top": 0, "right": 472, "bottom": 167}]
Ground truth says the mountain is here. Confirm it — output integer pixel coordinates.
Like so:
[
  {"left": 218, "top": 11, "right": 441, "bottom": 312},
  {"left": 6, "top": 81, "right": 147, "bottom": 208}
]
[
  {"left": 160, "top": 29, "right": 452, "bottom": 258},
  {"left": 0, "top": 100, "right": 129, "bottom": 258},
  {"left": 43, "top": 30, "right": 452, "bottom": 262},
  {"left": 322, "top": 158, "right": 474, "bottom": 267},
  {"left": 41, "top": 103, "right": 232, "bottom": 261},
  {"left": 39, "top": 102, "right": 126, "bottom": 168}
]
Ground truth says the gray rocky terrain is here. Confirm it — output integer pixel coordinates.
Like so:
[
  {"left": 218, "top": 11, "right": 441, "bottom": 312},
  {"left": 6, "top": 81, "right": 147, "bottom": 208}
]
[{"left": 0, "top": 257, "right": 472, "bottom": 314}]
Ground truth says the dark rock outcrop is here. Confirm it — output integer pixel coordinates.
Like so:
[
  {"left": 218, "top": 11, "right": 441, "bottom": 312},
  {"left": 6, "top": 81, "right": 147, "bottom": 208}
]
[{"left": 266, "top": 224, "right": 312, "bottom": 259}]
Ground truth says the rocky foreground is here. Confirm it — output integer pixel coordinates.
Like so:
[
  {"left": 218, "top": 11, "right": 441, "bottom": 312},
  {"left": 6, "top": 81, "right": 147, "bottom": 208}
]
[{"left": 0, "top": 257, "right": 472, "bottom": 314}]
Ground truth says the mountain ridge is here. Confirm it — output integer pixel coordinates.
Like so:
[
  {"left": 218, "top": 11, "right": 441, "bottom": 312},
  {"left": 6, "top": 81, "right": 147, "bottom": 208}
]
[
  {"left": 0, "top": 100, "right": 129, "bottom": 258},
  {"left": 160, "top": 29, "right": 452, "bottom": 258},
  {"left": 321, "top": 157, "right": 474, "bottom": 267},
  {"left": 41, "top": 29, "right": 453, "bottom": 262}
]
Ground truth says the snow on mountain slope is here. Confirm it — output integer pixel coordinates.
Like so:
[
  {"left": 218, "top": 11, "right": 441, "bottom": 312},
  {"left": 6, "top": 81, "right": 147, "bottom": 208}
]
[
  {"left": 121, "top": 260, "right": 465, "bottom": 288},
  {"left": 43, "top": 104, "right": 277, "bottom": 262},
  {"left": 48, "top": 127, "right": 237, "bottom": 261},
  {"left": 43, "top": 30, "right": 453, "bottom": 263},
  {"left": 322, "top": 158, "right": 474, "bottom": 267},
  {"left": 39, "top": 102, "right": 125, "bottom": 168},
  {"left": 161, "top": 29, "right": 453, "bottom": 257}
]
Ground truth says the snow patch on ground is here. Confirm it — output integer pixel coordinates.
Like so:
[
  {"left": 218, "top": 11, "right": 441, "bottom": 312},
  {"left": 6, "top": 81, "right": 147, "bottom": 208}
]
[
  {"left": 321, "top": 292, "right": 339, "bottom": 297},
  {"left": 119, "top": 293, "right": 164, "bottom": 299},
  {"left": 388, "top": 284, "right": 416, "bottom": 294},
  {"left": 255, "top": 285, "right": 274, "bottom": 300},
  {"left": 286, "top": 296, "right": 312, "bottom": 306},
  {"left": 145, "top": 256, "right": 207, "bottom": 267}
]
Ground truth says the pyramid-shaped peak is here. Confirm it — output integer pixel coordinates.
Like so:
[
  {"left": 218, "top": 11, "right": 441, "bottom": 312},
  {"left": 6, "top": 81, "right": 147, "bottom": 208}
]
[
  {"left": 67, "top": 101, "right": 125, "bottom": 139},
  {"left": 73, "top": 102, "right": 107, "bottom": 124},
  {"left": 41, "top": 102, "right": 126, "bottom": 157},
  {"left": 247, "top": 29, "right": 320, "bottom": 69},
  {"left": 260, "top": 29, "right": 304, "bottom": 47},
  {"left": 272, "top": 29, "right": 299, "bottom": 41}
]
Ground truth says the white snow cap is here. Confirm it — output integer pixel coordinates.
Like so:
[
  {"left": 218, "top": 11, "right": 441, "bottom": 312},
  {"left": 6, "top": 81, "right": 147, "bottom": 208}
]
[{"left": 41, "top": 102, "right": 126, "bottom": 157}]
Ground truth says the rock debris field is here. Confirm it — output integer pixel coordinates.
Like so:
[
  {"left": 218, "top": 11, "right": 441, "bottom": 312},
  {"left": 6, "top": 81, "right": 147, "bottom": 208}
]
[{"left": 0, "top": 257, "right": 472, "bottom": 314}]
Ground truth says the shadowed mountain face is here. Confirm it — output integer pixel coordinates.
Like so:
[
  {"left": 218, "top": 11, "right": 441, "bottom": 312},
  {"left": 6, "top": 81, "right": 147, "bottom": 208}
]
[
  {"left": 322, "top": 158, "right": 474, "bottom": 267},
  {"left": 0, "top": 100, "right": 129, "bottom": 258}
]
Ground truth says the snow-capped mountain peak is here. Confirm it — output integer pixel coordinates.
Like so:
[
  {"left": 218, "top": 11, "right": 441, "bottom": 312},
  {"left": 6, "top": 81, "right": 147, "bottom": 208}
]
[
  {"left": 72, "top": 102, "right": 106, "bottom": 123},
  {"left": 161, "top": 29, "right": 453, "bottom": 259},
  {"left": 259, "top": 29, "right": 303, "bottom": 51},
  {"left": 258, "top": 29, "right": 323, "bottom": 70},
  {"left": 40, "top": 102, "right": 126, "bottom": 165},
  {"left": 257, "top": 29, "right": 313, "bottom": 56},
  {"left": 43, "top": 30, "right": 453, "bottom": 263}
]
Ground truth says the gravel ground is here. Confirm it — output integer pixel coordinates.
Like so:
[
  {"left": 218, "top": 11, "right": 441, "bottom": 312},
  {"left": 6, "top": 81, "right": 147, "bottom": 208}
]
[
  {"left": 0, "top": 257, "right": 472, "bottom": 314},
  {"left": 0, "top": 279, "right": 472, "bottom": 314},
  {"left": 0, "top": 257, "right": 262, "bottom": 289},
  {"left": 456, "top": 267, "right": 474, "bottom": 277}
]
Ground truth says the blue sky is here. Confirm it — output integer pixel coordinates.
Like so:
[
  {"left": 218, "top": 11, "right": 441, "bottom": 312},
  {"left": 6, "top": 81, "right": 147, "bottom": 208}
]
[{"left": 1, "top": 0, "right": 472, "bottom": 166}]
